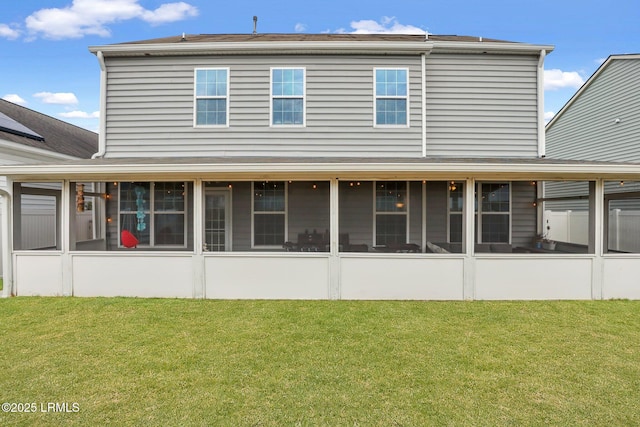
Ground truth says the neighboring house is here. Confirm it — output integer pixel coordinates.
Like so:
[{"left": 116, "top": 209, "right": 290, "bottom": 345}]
[
  {"left": 545, "top": 54, "right": 640, "bottom": 253},
  {"left": 2, "top": 33, "right": 640, "bottom": 300},
  {"left": 0, "top": 99, "right": 98, "bottom": 276}
]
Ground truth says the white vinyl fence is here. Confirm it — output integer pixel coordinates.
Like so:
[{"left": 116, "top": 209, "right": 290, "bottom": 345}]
[{"left": 545, "top": 209, "right": 640, "bottom": 252}]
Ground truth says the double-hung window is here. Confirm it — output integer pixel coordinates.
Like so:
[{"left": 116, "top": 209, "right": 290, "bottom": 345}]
[
  {"left": 477, "top": 182, "right": 510, "bottom": 243},
  {"left": 271, "top": 68, "right": 305, "bottom": 126},
  {"left": 119, "top": 182, "right": 187, "bottom": 248},
  {"left": 374, "top": 68, "right": 408, "bottom": 126},
  {"left": 374, "top": 181, "right": 408, "bottom": 246},
  {"left": 252, "top": 181, "right": 287, "bottom": 248},
  {"left": 194, "top": 68, "right": 229, "bottom": 126}
]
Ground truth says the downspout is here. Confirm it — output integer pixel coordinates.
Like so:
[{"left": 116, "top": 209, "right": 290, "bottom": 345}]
[
  {"left": 537, "top": 49, "right": 546, "bottom": 158},
  {"left": 421, "top": 53, "right": 427, "bottom": 157},
  {"left": 0, "top": 186, "right": 13, "bottom": 297},
  {"left": 91, "top": 50, "right": 107, "bottom": 159}
]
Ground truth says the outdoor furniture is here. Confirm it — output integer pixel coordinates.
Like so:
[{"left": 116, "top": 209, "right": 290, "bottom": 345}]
[{"left": 374, "top": 243, "right": 421, "bottom": 253}]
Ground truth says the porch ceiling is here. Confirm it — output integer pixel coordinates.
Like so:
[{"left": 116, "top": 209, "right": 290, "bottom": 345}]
[{"left": 3, "top": 157, "right": 640, "bottom": 181}]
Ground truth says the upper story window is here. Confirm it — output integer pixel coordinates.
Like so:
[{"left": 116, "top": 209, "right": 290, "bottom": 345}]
[
  {"left": 374, "top": 68, "right": 408, "bottom": 126},
  {"left": 271, "top": 68, "right": 305, "bottom": 126},
  {"left": 194, "top": 68, "right": 229, "bottom": 127}
]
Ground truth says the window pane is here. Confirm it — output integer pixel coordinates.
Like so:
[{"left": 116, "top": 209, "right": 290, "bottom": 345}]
[
  {"left": 481, "top": 183, "right": 510, "bottom": 212},
  {"left": 196, "top": 99, "right": 226, "bottom": 125},
  {"left": 272, "top": 68, "right": 303, "bottom": 96},
  {"left": 376, "top": 181, "right": 407, "bottom": 212},
  {"left": 196, "top": 69, "right": 227, "bottom": 97},
  {"left": 120, "top": 213, "right": 150, "bottom": 246},
  {"left": 376, "top": 215, "right": 407, "bottom": 246},
  {"left": 272, "top": 99, "right": 303, "bottom": 125},
  {"left": 450, "top": 214, "right": 463, "bottom": 243},
  {"left": 376, "top": 99, "right": 407, "bottom": 125},
  {"left": 154, "top": 182, "right": 185, "bottom": 212},
  {"left": 481, "top": 214, "right": 509, "bottom": 243},
  {"left": 119, "top": 182, "right": 150, "bottom": 212},
  {"left": 254, "top": 214, "right": 285, "bottom": 246},
  {"left": 155, "top": 214, "right": 185, "bottom": 245},
  {"left": 254, "top": 181, "right": 285, "bottom": 212}
]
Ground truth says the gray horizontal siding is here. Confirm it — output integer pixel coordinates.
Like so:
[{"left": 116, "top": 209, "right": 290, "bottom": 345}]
[
  {"left": 546, "top": 59, "right": 640, "bottom": 161},
  {"left": 104, "top": 55, "right": 423, "bottom": 158},
  {"left": 425, "top": 53, "right": 539, "bottom": 157}
]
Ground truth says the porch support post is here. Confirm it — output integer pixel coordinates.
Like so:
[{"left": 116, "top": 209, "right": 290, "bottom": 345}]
[
  {"left": 329, "top": 178, "right": 340, "bottom": 300},
  {"left": 590, "top": 179, "right": 604, "bottom": 300},
  {"left": 0, "top": 180, "right": 13, "bottom": 297},
  {"left": 463, "top": 178, "right": 476, "bottom": 300},
  {"left": 192, "top": 179, "right": 205, "bottom": 299},
  {"left": 12, "top": 182, "right": 21, "bottom": 251},
  {"left": 61, "top": 180, "right": 73, "bottom": 296}
]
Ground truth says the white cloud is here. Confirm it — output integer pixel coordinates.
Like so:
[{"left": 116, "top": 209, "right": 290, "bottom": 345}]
[
  {"left": 34, "top": 92, "right": 79, "bottom": 105},
  {"left": 141, "top": 2, "right": 198, "bottom": 25},
  {"left": 544, "top": 111, "right": 556, "bottom": 123},
  {"left": 544, "top": 69, "right": 585, "bottom": 91},
  {"left": 345, "top": 16, "right": 425, "bottom": 34},
  {"left": 2, "top": 94, "right": 27, "bottom": 105},
  {"left": 294, "top": 23, "right": 307, "bottom": 33},
  {"left": 59, "top": 110, "right": 100, "bottom": 119},
  {"left": 24, "top": 0, "right": 198, "bottom": 40},
  {"left": 0, "top": 23, "right": 20, "bottom": 40}
]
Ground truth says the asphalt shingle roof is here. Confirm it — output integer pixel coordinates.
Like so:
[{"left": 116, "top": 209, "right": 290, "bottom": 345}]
[{"left": 0, "top": 99, "right": 98, "bottom": 159}]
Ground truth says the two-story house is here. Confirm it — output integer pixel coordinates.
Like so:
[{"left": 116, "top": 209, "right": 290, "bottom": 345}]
[{"left": 2, "top": 33, "right": 640, "bottom": 300}]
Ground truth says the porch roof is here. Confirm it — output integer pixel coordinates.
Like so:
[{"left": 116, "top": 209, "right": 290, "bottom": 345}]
[{"left": 2, "top": 156, "right": 640, "bottom": 182}]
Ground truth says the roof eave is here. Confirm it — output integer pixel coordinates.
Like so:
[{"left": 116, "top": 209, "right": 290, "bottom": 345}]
[
  {"left": 89, "top": 40, "right": 553, "bottom": 57},
  {"left": 430, "top": 41, "right": 554, "bottom": 55},
  {"left": 89, "top": 41, "right": 435, "bottom": 56},
  {"left": 2, "top": 160, "right": 639, "bottom": 182}
]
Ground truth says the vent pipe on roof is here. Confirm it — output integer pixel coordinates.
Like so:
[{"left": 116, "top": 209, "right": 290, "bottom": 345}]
[{"left": 253, "top": 16, "right": 258, "bottom": 35}]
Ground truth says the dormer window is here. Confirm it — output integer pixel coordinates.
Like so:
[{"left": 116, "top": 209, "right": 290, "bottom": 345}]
[
  {"left": 194, "top": 68, "right": 229, "bottom": 127},
  {"left": 271, "top": 68, "right": 305, "bottom": 126},
  {"left": 374, "top": 68, "right": 408, "bottom": 126}
]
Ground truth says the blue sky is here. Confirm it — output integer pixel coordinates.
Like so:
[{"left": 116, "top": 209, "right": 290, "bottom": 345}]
[{"left": 1, "top": 0, "right": 639, "bottom": 132}]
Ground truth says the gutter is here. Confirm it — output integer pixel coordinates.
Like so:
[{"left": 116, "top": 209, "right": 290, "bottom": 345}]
[
  {"left": 421, "top": 53, "right": 427, "bottom": 157},
  {"left": 91, "top": 51, "right": 107, "bottom": 159},
  {"left": 89, "top": 40, "right": 554, "bottom": 58},
  {"left": 2, "top": 159, "right": 640, "bottom": 181}
]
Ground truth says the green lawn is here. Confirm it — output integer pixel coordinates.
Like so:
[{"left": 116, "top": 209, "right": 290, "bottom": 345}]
[{"left": 1, "top": 298, "right": 639, "bottom": 426}]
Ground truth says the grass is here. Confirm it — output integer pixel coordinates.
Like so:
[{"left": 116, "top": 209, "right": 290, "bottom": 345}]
[{"left": 1, "top": 299, "right": 639, "bottom": 426}]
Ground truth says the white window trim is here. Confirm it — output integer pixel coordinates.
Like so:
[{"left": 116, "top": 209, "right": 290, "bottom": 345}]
[
  {"left": 193, "top": 67, "right": 230, "bottom": 128},
  {"left": 117, "top": 181, "right": 188, "bottom": 249},
  {"left": 373, "top": 180, "right": 410, "bottom": 247},
  {"left": 251, "top": 181, "right": 288, "bottom": 249},
  {"left": 373, "top": 67, "right": 410, "bottom": 128},
  {"left": 270, "top": 67, "right": 306, "bottom": 128},
  {"left": 476, "top": 182, "right": 512, "bottom": 244}
]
